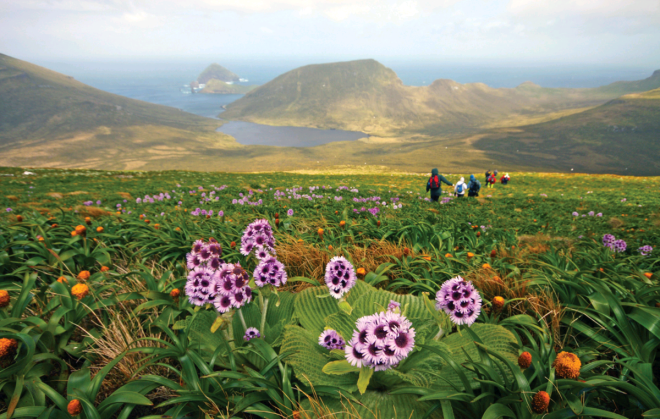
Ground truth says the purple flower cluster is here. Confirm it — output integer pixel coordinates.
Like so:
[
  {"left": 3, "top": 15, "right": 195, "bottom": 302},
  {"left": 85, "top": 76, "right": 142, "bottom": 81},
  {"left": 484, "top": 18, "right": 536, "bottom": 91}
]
[
  {"left": 603, "top": 234, "right": 627, "bottom": 253},
  {"left": 213, "top": 263, "right": 253, "bottom": 313},
  {"left": 318, "top": 329, "right": 346, "bottom": 350},
  {"left": 240, "top": 219, "right": 276, "bottom": 260},
  {"left": 186, "top": 239, "right": 223, "bottom": 271},
  {"left": 638, "top": 245, "right": 653, "bottom": 256},
  {"left": 435, "top": 277, "right": 482, "bottom": 326},
  {"left": 344, "top": 310, "right": 416, "bottom": 371},
  {"left": 387, "top": 300, "right": 401, "bottom": 312},
  {"left": 253, "top": 256, "right": 288, "bottom": 287},
  {"left": 324, "top": 256, "right": 357, "bottom": 299},
  {"left": 244, "top": 327, "right": 261, "bottom": 341}
]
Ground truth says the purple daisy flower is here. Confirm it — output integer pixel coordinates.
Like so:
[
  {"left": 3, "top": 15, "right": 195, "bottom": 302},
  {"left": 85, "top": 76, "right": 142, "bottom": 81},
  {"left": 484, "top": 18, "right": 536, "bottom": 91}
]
[
  {"left": 208, "top": 242, "right": 222, "bottom": 257},
  {"left": 191, "top": 239, "right": 205, "bottom": 255},
  {"left": 638, "top": 245, "right": 653, "bottom": 256},
  {"left": 241, "top": 219, "right": 276, "bottom": 259},
  {"left": 435, "top": 276, "right": 482, "bottom": 327},
  {"left": 318, "top": 329, "right": 346, "bottom": 350},
  {"left": 572, "top": 212, "right": 579, "bottom": 217},
  {"left": 324, "top": 256, "right": 357, "bottom": 299},
  {"left": 244, "top": 327, "right": 261, "bottom": 341},
  {"left": 214, "top": 294, "right": 233, "bottom": 313},
  {"left": 387, "top": 300, "right": 401, "bottom": 312},
  {"left": 345, "top": 339, "right": 367, "bottom": 368},
  {"left": 184, "top": 267, "right": 217, "bottom": 306},
  {"left": 613, "top": 239, "right": 627, "bottom": 253},
  {"left": 212, "top": 263, "right": 252, "bottom": 312},
  {"left": 253, "top": 256, "right": 288, "bottom": 288},
  {"left": 287, "top": 209, "right": 294, "bottom": 216}
]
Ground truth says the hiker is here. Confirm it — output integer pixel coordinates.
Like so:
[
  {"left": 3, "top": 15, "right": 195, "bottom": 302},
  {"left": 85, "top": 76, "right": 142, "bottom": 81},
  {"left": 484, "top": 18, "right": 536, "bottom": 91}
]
[
  {"left": 485, "top": 170, "right": 491, "bottom": 183},
  {"left": 426, "top": 168, "right": 453, "bottom": 202},
  {"left": 454, "top": 177, "right": 467, "bottom": 198},
  {"left": 487, "top": 173, "right": 497, "bottom": 189},
  {"left": 467, "top": 175, "right": 481, "bottom": 197},
  {"left": 501, "top": 173, "right": 511, "bottom": 185}
]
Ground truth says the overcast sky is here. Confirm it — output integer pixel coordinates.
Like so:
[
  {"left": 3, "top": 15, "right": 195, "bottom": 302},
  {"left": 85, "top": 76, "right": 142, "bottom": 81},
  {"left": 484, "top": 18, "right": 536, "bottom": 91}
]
[{"left": 1, "top": 0, "right": 659, "bottom": 66}]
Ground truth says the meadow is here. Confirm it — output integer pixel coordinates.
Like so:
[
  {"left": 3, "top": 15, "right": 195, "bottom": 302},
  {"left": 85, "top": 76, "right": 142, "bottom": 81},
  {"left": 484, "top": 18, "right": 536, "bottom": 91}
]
[{"left": 0, "top": 166, "right": 659, "bottom": 419}]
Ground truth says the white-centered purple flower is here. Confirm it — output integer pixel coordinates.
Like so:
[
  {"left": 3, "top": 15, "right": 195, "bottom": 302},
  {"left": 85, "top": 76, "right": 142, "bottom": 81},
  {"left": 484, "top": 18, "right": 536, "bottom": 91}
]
[
  {"left": 324, "top": 256, "right": 357, "bottom": 299},
  {"left": 602, "top": 234, "right": 616, "bottom": 250},
  {"left": 184, "top": 266, "right": 218, "bottom": 306},
  {"left": 212, "top": 263, "right": 252, "bottom": 313},
  {"left": 435, "top": 277, "right": 482, "bottom": 326},
  {"left": 638, "top": 245, "right": 653, "bottom": 256},
  {"left": 613, "top": 239, "right": 627, "bottom": 253},
  {"left": 244, "top": 327, "right": 261, "bottom": 341},
  {"left": 240, "top": 219, "right": 276, "bottom": 260},
  {"left": 287, "top": 209, "right": 294, "bottom": 216},
  {"left": 253, "top": 256, "right": 288, "bottom": 287},
  {"left": 319, "top": 329, "right": 346, "bottom": 350},
  {"left": 345, "top": 309, "right": 415, "bottom": 371},
  {"left": 387, "top": 300, "right": 401, "bottom": 312}
]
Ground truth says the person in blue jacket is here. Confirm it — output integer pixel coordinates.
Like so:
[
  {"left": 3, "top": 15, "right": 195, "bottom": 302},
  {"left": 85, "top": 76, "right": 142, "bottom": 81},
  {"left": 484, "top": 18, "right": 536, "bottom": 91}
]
[
  {"left": 467, "top": 175, "right": 481, "bottom": 197},
  {"left": 426, "top": 168, "right": 453, "bottom": 202}
]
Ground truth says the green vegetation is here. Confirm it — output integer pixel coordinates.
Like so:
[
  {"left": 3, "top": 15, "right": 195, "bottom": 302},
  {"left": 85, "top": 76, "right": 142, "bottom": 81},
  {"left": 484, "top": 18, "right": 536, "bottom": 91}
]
[
  {"left": 200, "top": 79, "right": 257, "bottom": 94},
  {"left": 1, "top": 167, "right": 659, "bottom": 418},
  {"left": 474, "top": 89, "right": 660, "bottom": 176},
  {"left": 196, "top": 63, "right": 240, "bottom": 84},
  {"left": 222, "top": 59, "right": 660, "bottom": 136}
]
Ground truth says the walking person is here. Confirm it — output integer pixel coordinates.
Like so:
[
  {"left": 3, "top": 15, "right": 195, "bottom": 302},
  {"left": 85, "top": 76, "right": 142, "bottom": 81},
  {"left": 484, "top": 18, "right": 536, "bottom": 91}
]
[
  {"left": 501, "top": 173, "right": 511, "bottom": 185},
  {"left": 485, "top": 170, "right": 491, "bottom": 184},
  {"left": 426, "top": 168, "right": 453, "bottom": 202},
  {"left": 487, "top": 172, "right": 497, "bottom": 189},
  {"left": 454, "top": 177, "right": 467, "bottom": 198},
  {"left": 467, "top": 175, "right": 481, "bottom": 197}
]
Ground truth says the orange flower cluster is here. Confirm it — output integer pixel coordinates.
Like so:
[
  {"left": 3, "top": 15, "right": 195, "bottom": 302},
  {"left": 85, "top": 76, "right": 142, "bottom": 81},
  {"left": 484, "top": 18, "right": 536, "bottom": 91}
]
[
  {"left": 72, "top": 225, "right": 86, "bottom": 237},
  {"left": 553, "top": 351, "right": 581, "bottom": 379},
  {"left": 100, "top": 266, "right": 110, "bottom": 272},
  {"left": 67, "top": 399, "right": 83, "bottom": 416},
  {"left": 57, "top": 276, "right": 68, "bottom": 284},
  {"left": 532, "top": 391, "right": 550, "bottom": 413},
  {"left": 357, "top": 267, "right": 366, "bottom": 276},
  {"left": 0, "top": 290, "right": 10, "bottom": 308},
  {"left": 96, "top": 226, "right": 104, "bottom": 233},
  {"left": 518, "top": 351, "right": 532, "bottom": 369},
  {"left": 71, "top": 284, "right": 89, "bottom": 300},
  {"left": 492, "top": 296, "right": 505, "bottom": 312},
  {"left": 170, "top": 289, "right": 180, "bottom": 301},
  {"left": 317, "top": 228, "right": 324, "bottom": 239},
  {"left": 0, "top": 338, "right": 18, "bottom": 359},
  {"left": 77, "top": 271, "right": 90, "bottom": 281},
  {"left": 482, "top": 263, "right": 491, "bottom": 270},
  {"left": 445, "top": 253, "right": 453, "bottom": 258},
  {"left": 154, "top": 223, "right": 160, "bottom": 230},
  {"left": 85, "top": 217, "right": 91, "bottom": 225},
  {"left": 340, "top": 220, "right": 346, "bottom": 228}
]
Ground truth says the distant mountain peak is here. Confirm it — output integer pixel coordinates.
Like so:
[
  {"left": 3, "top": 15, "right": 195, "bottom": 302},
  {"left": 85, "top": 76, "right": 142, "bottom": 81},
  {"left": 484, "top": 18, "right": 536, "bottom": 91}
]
[{"left": 196, "top": 63, "right": 239, "bottom": 84}]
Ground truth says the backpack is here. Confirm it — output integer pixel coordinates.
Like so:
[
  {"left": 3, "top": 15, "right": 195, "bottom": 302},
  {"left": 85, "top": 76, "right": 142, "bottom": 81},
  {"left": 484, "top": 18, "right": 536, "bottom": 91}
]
[
  {"left": 429, "top": 175, "right": 440, "bottom": 189},
  {"left": 469, "top": 181, "right": 480, "bottom": 193},
  {"left": 456, "top": 183, "right": 465, "bottom": 194}
]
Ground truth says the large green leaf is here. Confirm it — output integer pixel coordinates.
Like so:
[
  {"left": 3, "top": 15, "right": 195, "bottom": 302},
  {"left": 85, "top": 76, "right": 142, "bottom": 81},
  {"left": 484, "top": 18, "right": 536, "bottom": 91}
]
[
  {"left": 280, "top": 325, "right": 358, "bottom": 392},
  {"left": 299, "top": 390, "right": 442, "bottom": 419}
]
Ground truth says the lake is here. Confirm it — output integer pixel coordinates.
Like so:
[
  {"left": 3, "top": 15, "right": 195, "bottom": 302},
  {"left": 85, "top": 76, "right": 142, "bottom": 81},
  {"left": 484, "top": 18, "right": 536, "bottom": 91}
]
[{"left": 216, "top": 121, "right": 368, "bottom": 147}]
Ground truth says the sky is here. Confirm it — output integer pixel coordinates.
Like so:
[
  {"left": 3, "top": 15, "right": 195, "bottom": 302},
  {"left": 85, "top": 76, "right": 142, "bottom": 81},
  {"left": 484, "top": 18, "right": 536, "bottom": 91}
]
[{"left": 1, "top": 0, "right": 659, "bottom": 67}]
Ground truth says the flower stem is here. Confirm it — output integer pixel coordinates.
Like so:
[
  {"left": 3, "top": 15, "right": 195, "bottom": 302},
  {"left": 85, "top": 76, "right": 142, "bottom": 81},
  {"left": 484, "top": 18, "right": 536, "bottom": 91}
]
[
  {"left": 260, "top": 297, "right": 269, "bottom": 340},
  {"left": 238, "top": 308, "right": 247, "bottom": 332}
]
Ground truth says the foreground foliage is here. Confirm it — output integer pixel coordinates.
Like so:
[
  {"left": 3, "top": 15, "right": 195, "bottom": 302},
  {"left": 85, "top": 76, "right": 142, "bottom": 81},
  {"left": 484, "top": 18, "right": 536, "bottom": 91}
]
[{"left": 0, "top": 167, "right": 659, "bottom": 418}]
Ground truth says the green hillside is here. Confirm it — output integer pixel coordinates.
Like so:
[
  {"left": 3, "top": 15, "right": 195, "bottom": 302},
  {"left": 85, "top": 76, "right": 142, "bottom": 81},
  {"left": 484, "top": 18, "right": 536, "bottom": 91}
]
[
  {"left": 0, "top": 53, "right": 238, "bottom": 169},
  {"left": 196, "top": 63, "right": 239, "bottom": 84},
  {"left": 222, "top": 59, "right": 660, "bottom": 136},
  {"left": 200, "top": 79, "right": 257, "bottom": 94},
  {"left": 473, "top": 88, "right": 660, "bottom": 175}
]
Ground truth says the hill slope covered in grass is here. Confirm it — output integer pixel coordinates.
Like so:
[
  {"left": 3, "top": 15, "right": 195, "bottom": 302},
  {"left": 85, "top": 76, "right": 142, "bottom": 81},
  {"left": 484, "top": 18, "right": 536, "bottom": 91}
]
[
  {"left": 222, "top": 59, "right": 660, "bottom": 136},
  {"left": 0, "top": 53, "right": 240, "bottom": 170},
  {"left": 473, "top": 88, "right": 660, "bottom": 176}
]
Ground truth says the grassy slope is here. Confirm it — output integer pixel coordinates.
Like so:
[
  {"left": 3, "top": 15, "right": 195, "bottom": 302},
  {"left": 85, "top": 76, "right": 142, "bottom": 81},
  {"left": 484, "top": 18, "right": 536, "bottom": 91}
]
[
  {"left": 0, "top": 53, "right": 240, "bottom": 170},
  {"left": 221, "top": 59, "right": 660, "bottom": 136},
  {"left": 472, "top": 88, "right": 660, "bottom": 175},
  {"left": 196, "top": 63, "right": 240, "bottom": 84},
  {"left": 200, "top": 79, "right": 256, "bottom": 94}
]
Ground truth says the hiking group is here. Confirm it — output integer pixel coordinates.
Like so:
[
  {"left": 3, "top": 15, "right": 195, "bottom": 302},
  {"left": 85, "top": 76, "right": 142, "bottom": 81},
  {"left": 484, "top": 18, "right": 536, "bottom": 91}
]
[{"left": 426, "top": 168, "right": 511, "bottom": 202}]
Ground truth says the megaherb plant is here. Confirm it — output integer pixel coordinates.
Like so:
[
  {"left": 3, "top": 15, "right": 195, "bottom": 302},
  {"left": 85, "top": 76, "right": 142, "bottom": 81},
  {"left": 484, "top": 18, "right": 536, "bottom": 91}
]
[{"left": 0, "top": 168, "right": 659, "bottom": 418}]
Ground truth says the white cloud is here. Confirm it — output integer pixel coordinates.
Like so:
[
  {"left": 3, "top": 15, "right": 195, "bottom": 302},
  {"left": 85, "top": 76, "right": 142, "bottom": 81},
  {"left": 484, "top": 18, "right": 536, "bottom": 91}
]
[{"left": 260, "top": 26, "right": 274, "bottom": 33}]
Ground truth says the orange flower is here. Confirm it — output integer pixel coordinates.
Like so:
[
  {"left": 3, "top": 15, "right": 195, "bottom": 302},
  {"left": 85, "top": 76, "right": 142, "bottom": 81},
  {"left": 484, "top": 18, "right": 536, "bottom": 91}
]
[
  {"left": 422, "top": 255, "right": 431, "bottom": 261},
  {"left": 274, "top": 213, "right": 280, "bottom": 218},
  {"left": 144, "top": 219, "right": 150, "bottom": 224},
  {"left": 71, "top": 231, "right": 78, "bottom": 237},
  {"left": 139, "top": 214, "right": 144, "bottom": 219},
  {"left": 71, "top": 284, "right": 89, "bottom": 300},
  {"left": 293, "top": 411, "right": 300, "bottom": 419},
  {"left": 490, "top": 249, "right": 497, "bottom": 258},
  {"left": 492, "top": 276, "right": 503, "bottom": 284},
  {"left": 482, "top": 263, "right": 491, "bottom": 270},
  {"left": 0, "top": 338, "right": 18, "bottom": 359},
  {"left": 340, "top": 220, "right": 346, "bottom": 228},
  {"left": 85, "top": 217, "right": 91, "bottom": 225},
  {"left": 357, "top": 267, "right": 366, "bottom": 276},
  {"left": 96, "top": 226, "right": 104, "bottom": 233},
  {"left": 116, "top": 211, "right": 121, "bottom": 215},
  {"left": 57, "top": 276, "right": 68, "bottom": 284},
  {"left": 553, "top": 351, "right": 581, "bottom": 379},
  {"left": 467, "top": 252, "right": 474, "bottom": 260},
  {"left": 599, "top": 268, "right": 605, "bottom": 273},
  {"left": 445, "top": 253, "right": 453, "bottom": 258},
  {"left": 0, "top": 290, "right": 10, "bottom": 308},
  {"left": 645, "top": 272, "right": 653, "bottom": 279},
  {"left": 75, "top": 225, "right": 86, "bottom": 236},
  {"left": 154, "top": 223, "right": 160, "bottom": 230},
  {"left": 298, "top": 239, "right": 304, "bottom": 244},
  {"left": 51, "top": 223, "right": 58, "bottom": 228},
  {"left": 38, "top": 236, "right": 45, "bottom": 242},
  {"left": 317, "top": 228, "right": 324, "bottom": 238},
  {"left": 532, "top": 391, "right": 550, "bottom": 413},
  {"left": 476, "top": 231, "right": 481, "bottom": 237},
  {"left": 16, "top": 215, "right": 23, "bottom": 222},
  {"left": 328, "top": 245, "right": 333, "bottom": 251},
  {"left": 175, "top": 227, "right": 181, "bottom": 232},
  {"left": 492, "top": 296, "right": 505, "bottom": 312},
  {"left": 403, "top": 247, "right": 410, "bottom": 256},
  {"left": 67, "top": 399, "right": 83, "bottom": 416},
  {"left": 77, "top": 271, "right": 90, "bottom": 281},
  {"left": 230, "top": 241, "right": 236, "bottom": 248},
  {"left": 518, "top": 351, "right": 532, "bottom": 369},
  {"left": 377, "top": 220, "right": 381, "bottom": 227},
  {"left": 170, "top": 289, "right": 180, "bottom": 301},
  {"left": 275, "top": 218, "right": 280, "bottom": 226},
  {"left": 100, "top": 266, "right": 110, "bottom": 272}
]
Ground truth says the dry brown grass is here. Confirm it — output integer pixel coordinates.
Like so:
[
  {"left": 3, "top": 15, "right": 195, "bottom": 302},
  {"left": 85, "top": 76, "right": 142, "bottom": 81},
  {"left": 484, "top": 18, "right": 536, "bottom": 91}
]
[
  {"left": 608, "top": 217, "right": 624, "bottom": 229},
  {"left": 117, "top": 192, "right": 132, "bottom": 199},
  {"left": 75, "top": 205, "right": 112, "bottom": 218}
]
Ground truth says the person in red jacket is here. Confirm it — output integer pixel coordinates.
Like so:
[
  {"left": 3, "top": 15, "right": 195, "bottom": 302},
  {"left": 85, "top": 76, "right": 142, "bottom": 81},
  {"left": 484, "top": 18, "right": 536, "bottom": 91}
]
[
  {"left": 487, "top": 173, "right": 497, "bottom": 188},
  {"left": 500, "top": 173, "right": 510, "bottom": 185}
]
